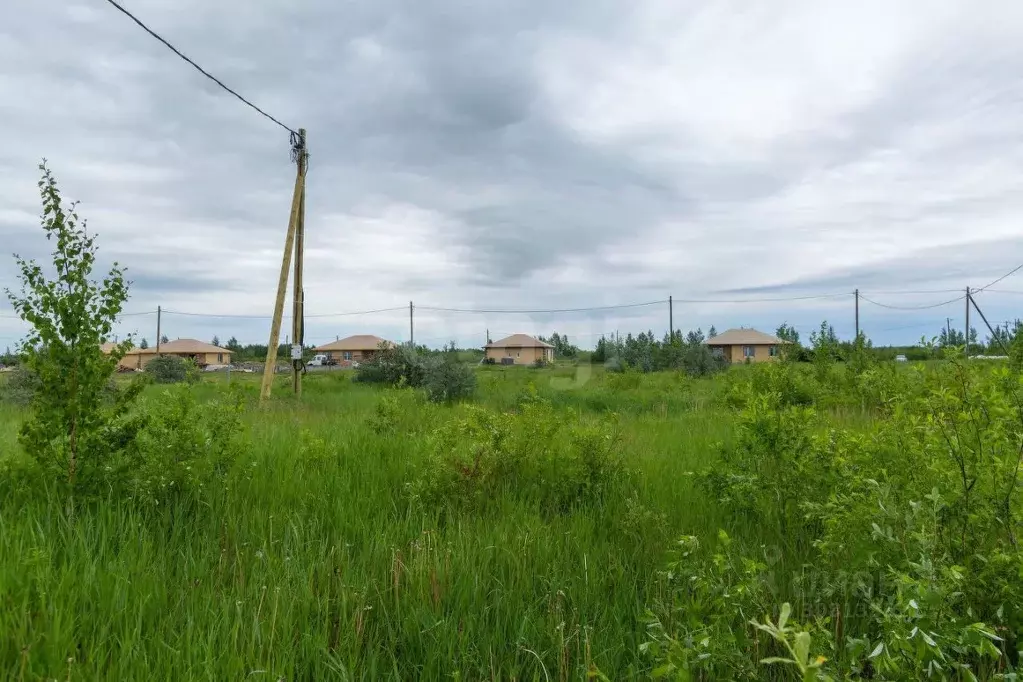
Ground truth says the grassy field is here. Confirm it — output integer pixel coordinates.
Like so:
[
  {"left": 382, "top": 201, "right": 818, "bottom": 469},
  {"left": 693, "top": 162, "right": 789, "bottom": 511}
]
[
  {"left": 2, "top": 359, "right": 1019, "bottom": 680},
  {"left": 0, "top": 365, "right": 753, "bottom": 680}
]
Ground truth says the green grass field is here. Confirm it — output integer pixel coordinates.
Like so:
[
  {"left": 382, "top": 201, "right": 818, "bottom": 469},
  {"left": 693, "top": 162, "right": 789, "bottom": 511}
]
[
  {"left": 3, "top": 359, "right": 1019, "bottom": 680},
  {"left": 0, "top": 365, "right": 756, "bottom": 680}
]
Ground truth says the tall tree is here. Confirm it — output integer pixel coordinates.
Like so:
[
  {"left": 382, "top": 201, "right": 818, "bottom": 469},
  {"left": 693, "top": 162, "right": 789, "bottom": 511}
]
[
  {"left": 211, "top": 335, "right": 220, "bottom": 347},
  {"left": 160, "top": 334, "right": 169, "bottom": 344},
  {"left": 139, "top": 338, "right": 149, "bottom": 350}
]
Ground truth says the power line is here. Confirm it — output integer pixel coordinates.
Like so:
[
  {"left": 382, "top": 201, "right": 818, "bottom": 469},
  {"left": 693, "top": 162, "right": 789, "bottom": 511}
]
[
  {"left": 674, "top": 292, "right": 851, "bottom": 303},
  {"left": 416, "top": 300, "right": 667, "bottom": 314},
  {"left": 855, "top": 296, "right": 965, "bottom": 312},
  {"left": 975, "top": 262, "right": 1023, "bottom": 293},
  {"left": 160, "top": 306, "right": 406, "bottom": 320},
  {"left": 102, "top": 0, "right": 297, "bottom": 135}
]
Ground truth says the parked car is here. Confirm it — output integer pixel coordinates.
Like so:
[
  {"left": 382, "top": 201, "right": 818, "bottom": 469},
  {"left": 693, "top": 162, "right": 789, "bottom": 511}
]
[
  {"left": 894, "top": 354, "right": 908, "bottom": 362},
  {"left": 307, "top": 354, "right": 335, "bottom": 367}
]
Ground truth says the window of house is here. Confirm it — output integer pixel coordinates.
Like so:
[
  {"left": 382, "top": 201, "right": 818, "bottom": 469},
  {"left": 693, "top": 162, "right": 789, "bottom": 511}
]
[
  {"left": 769, "top": 345, "right": 778, "bottom": 357},
  {"left": 217, "top": 353, "right": 223, "bottom": 363},
  {"left": 743, "top": 346, "right": 756, "bottom": 358},
  {"left": 710, "top": 347, "right": 724, "bottom": 358},
  {"left": 343, "top": 351, "right": 353, "bottom": 361}
]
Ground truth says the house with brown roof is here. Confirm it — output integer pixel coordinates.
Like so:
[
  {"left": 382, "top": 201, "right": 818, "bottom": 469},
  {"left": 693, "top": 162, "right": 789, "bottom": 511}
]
[
  {"left": 705, "top": 328, "right": 785, "bottom": 363},
  {"left": 104, "top": 339, "right": 233, "bottom": 370},
  {"left": 484, "top": 334, "right": 554, "bottom": 365},
  {"left": 313, "top": 335, "right": 394, "bottom": 366}
]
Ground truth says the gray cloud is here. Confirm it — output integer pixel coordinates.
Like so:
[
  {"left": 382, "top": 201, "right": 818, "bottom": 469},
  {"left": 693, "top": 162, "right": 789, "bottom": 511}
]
[{"left": 2, "top": 0, "right": 1023, "bottom": 348}]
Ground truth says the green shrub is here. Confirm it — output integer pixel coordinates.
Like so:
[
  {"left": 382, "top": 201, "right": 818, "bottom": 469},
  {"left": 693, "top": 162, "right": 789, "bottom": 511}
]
[
  {"left": 128, "top": 385, "right": 243, "bottom": 505},
  {"left": 423, "top": 353, "right": 476, "bottom": 403},
  {"left": 144, "top": 355, "right": 189, "bottom": 384},
  {"left": 413, "top": 398, "right": 628, "bottom": 514},
  {"left": 0, "top": 366, "right": 39, "bottom": 406},
  {"left": 354, "top": 345, "right": 426, "bottom": 387}
]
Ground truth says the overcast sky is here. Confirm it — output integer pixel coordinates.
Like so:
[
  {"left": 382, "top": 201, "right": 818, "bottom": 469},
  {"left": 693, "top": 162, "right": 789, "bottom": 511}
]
[{"left": 2, "top": 0, "right": 1023, "bottom": 350}]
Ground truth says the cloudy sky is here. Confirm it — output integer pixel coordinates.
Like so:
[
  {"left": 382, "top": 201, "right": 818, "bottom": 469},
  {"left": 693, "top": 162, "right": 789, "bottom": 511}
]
[{"left": 2, "top": 0, "right": 1023, "bottom": 350}]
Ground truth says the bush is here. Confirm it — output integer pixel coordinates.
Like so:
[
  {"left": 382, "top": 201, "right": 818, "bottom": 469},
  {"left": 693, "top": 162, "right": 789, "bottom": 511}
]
[
  {"left": 423, "top": 353, "right": 476, "bottom": 403},
  {"left": 532, "top": 357, "right": 550, "bottom": 369},
  {"left": 128, "top": 385, "right": 243, "bottom": 505},
  {"left": 354, "top": 345, "right": 426, "bottom": 387},
  {"left": 0, "top": 366, "right": 39, "bottom": 406},
  {"left": 145, "top": 355, "right": 190, "bottom": 384},
  {"left": 413, "top": 397, "right": 628, "bottom": 514},
  {"left": 648, "top": 355, "right": 1023, "bottom": 679}
]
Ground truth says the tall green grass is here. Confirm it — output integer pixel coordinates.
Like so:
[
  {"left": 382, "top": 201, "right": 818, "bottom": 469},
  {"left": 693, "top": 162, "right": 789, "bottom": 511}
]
[{"left": 1, "top": 367, "right": 745, "bottom": 679}]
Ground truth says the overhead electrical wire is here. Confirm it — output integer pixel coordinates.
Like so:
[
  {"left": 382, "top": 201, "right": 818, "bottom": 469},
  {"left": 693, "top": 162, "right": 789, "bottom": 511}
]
[
  {"left": 102, "top": 0, "right": 297, "bottom": 135},
  {"left": 974, "top": 262, "right": 1023, "bottom": 293},
  {"left": 160, "top": 306, "right": 407, "bottom": 320},
  {"left": 416, "top": 300, "right": 667, "bottom": 315},
  {"left": 859, "top": 294, "right": 966, "bottom": 311}
]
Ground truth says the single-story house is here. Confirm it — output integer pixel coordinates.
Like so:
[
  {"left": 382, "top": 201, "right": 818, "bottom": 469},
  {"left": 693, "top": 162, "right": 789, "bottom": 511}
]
[
  {"left": 103, "top": 339, "right": 232, "bottom": 370},
  {"left": 705, "top": 328, "right": 785, "bottom": 363},
  {"left": 484, "top": 334, "right": 554, "bottom": 365},
  {"left": 313, "top": 335, "right": 394, "bottom": 365}
]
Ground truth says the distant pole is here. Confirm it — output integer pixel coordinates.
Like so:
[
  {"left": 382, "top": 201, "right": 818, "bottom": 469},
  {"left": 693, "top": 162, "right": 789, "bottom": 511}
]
[
  {"left": 669, "top": 295, "right": 674, "bottom": 342},
  {"left": 854, "top": 289, "right": 859, "bottom": 338},
  {"left": 155, "top": 305, "right": 162, "bottom": 355},
  {"left": 965, "top": 287, "right": 971, "bottom": 357},
  {"left": 486, "top": 327, "right": 489, "bottom": 345},
  {"left": 409, "top": 301, "right": 414, "bottom": 347},
  {"left": 946, "top": 317, "right": 952, "bottom": 342}
]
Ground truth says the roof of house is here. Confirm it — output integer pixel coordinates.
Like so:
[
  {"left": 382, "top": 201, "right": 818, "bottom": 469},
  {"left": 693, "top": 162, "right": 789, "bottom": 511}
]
[
  {"left": 485, "top": 333, "right": 554, "bottom": 349},
  {"left": 314, "top": 335, "right": 394, "bottom": 352},
  {"left": 124, "top": 339, "right": 231, "bottom": 355},
  {"left": 705, "top": 328, "right": 785, "bottom": 346}
]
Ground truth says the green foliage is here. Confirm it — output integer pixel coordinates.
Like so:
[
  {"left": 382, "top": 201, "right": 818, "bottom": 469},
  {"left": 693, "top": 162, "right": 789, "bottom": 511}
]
[
  {"left": 654, "top": 353, "right": 1023, "bottom": 680},
  {"left": 423, "top": 351, "right": 477, "bottom": 403},
  {"left": 145, "top": 355, "right": 191, "bottom": 383},
  {"left": 0, "top": 366, "right": 39, "bottom": 406},
  {"left": 594, "top": 329, "right": 727, "bottom": 377},
  {"left": 129, "top": 385, "right": 243, "bottom": 505},
  {"left": 138, "top": 337, "right": 149, "bottom": 350},
  {"left": 413, "top": 396, "right": 627, "bottom": 514},
  {"left": 354, "top": 344, "right": 427, "bottom": 387},
  {"left": 4, "top": 162, "right": 141, "bottom": 498},
  {"left": 539, "top": 331, "right": 579, "bottom": 358}
]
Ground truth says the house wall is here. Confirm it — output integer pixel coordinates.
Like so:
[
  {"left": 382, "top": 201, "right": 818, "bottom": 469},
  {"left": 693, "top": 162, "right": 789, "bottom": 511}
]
[
  {"left": 322, "top": 348, "right": 380, "bottom": 364},
  {"left": 484, "top": 346, "right": 553, "bottom": 365},
  {"left": 710, "top": 343, "right": 779, "bottom": 363},
  {"left": 127, "top": 351, "right": 231, "bottom": 369}
]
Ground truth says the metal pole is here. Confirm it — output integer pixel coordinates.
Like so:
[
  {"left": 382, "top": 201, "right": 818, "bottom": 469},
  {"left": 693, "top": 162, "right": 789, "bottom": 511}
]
[
  {"left": 155, "top": 305, "right": 161, "bottom": 355},
  {"left": 409, "top": 301, "right": 414, "bottom": 347},
  {"left": 260, "top": 129, "right": 306, "bottom": 401}
]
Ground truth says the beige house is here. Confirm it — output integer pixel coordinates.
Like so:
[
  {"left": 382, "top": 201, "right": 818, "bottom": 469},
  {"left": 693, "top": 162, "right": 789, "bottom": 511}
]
[
  {"left": 314, "top": 335, "right": 394, "bottom": 365},
  {"left": 706, "top": 328, "right": 785, "bottom": 363},
  {"left": 484, "top": 334, "right": 554, "bottom": 365},
  {"left": 103, "top": 339, "right": 232, "bottom": 370}
]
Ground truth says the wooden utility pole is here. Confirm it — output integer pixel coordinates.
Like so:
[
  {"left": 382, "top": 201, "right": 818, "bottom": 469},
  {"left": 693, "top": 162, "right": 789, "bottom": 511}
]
[
  {"left": 261, "top": 129, "right": 307, "bottom": 401},
  {"left": 854, "top": 289, "right": 859, "bottom": 338},
  {"left": 669, "top": 295, "right": 674, "bottom": 342},
  {"left": 155, "top": 305, "right": 162, "bottom": 355},
  {"left": 291, "top": 160, "right": 306, "bottom": 397},
  {"left": 409, "top": 301, "right": 414, "bottom": 347},
  {"left": 965, "top": 287, "right": 971, "bottom": 358}
]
